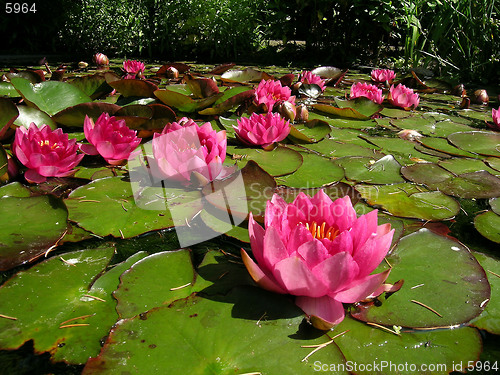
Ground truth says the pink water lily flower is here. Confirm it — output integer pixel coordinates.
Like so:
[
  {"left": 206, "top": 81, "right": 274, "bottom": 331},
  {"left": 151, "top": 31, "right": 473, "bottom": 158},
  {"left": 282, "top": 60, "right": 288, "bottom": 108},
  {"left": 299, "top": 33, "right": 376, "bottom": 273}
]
[
  {"left": 12, "top": 123, "right": 84, "bottom": 183},
  {"left": 242, "top": 191, "right": 394, "bottom": 330},
  {"left": 123, "top": 59, "right": 145, "bottom": 75},
  {"left": 300, "top": 71, "right": 326, "bottom": 91},
  {"left": 350, "top": 82, "right": 384, "bottom": 104},
  {"left": 388, "top": 84, "right": 420, "bottom": 110},
  {"left": 371, "top": 69, "right": 396, "bottom": 83},
  {"left": 82, "top": 113, "right": 141, "bottom": 165},
  {"left": 235, "top": 113, "right": 290, "bottom": 148},
  {"left": 254, "top": 79, "right": 295, "bottom": 113},
  {"left": 489, "top": 107, "right": 500, "bottom": 131},
  {"left": 151, "top": 118, "right": 227, "bottom": 186}
]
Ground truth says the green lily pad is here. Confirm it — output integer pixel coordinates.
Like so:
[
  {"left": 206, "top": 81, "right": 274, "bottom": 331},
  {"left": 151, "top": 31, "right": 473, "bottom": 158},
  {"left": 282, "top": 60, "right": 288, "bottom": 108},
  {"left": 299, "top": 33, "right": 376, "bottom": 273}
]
[
  {"left": 13, "top": 105, "right": 57, "bottom": 130},
  {"left": 401, "top": 163, "right": 453, "bottom": 185},
  {"left": 289, "top": 119, "right": 331, "bottom": 143},
  {"left": 0, "top": 82, "right": 19, "bottom": 98},
  {"left": 83, "top": 289, "right": 347, "bottom": 375},
  {"left": 391, "top": 116, "right": 476, "bottom": 137},
  {"left": 360, "top": 135, "right": 439, "bottom": 164},
  {"left": 438, "top": 158, "right": 500, "bottom": 176},
  {"left": 448, "top": 131, "right": 500, "bottom": 158},
  {"left": 0, "top": 145, "right": 7, "bottom": 179},
  {"left": 200, "top": 209, "right": 250, "bottom": 243},
  {"left": 277, "top": 152, "right": 344, "bottom": 188},
  {"left": 155, "top": 88, "right": 222, "bottom": 112},
  {"left": 52, "top": 102, "right": 121, "bottom": 128},
  {"left": 352, "top": 229, "right": 490, "bottom": 327},
  {"left": 335, "top": 316, "right": 481, "bottom": 375},
  {"left": 313, "top": 97, "right": 380, "bottom": 120},
  {"left": 380, "top": 107, "right": 413, "bottom": 118},
  {"left": 65, "top": 177, "right": 202, "bottom": 238},
  {"left": 218, "top": 116, "right": 238, "bottom": 138},
  {"left": 114, "top": 250, "right": 208, "bottom": 319},
  {"left": 0, "top": 194, "right": 68, "bottom": 271},
  {"left": 69, "top": 73, "right": 113, "bottom": 100},
  {"left": 485, "top": 157, "right": 500, "bottom": 172},
  {"left": 185, "top": 74, "right": 220, "bottom": 98},
  {"left": 302, "top": 138, "right": 382, "bottom": 158},
  {"left": 474, "top": 211, "right": 500, "bottom": 243},
  {"left": 337, "top": 155, "right": 405, "bottom": 184},
  {"left": 198, "top": 87, "right": 255, "bottom": 115},
  {"left": 470, "top": 252, "right": 500, "bottom": 334},
  {"left": 308, "top": 112, "right": 377, "bottom": 129},
  {"left": 0, "top": 246, "right": 116, "bottom": 364},
  {"left": 10, "top": 77, "right": 91, "bottom": 116},
  {"left": 0, "top": 182, "right": 31, "bottom": 198},
  {"left": 490, "top": 197, "right": 500, "bottom": 215},
  {"left": 226, "top": 145, "right": 303, "bottom": 177},
  {"left": 0, "top": 98, "right": 18, "bottom": 138},
  {"left": 356, "top": 184, "right": 460, "bottom": 221},
  {"left": 220, "top": 67, "right": 272, "bottom": 83},
  {"left": 418, "top": 137, "right": 479, "bottom": 158},
  {"left": 108, "top": 79, "right": 158, "bottom": 98}
]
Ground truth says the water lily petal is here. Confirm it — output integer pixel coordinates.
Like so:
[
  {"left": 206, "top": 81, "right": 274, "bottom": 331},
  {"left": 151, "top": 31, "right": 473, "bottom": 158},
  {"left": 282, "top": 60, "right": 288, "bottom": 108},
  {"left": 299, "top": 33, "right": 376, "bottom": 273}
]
[
  {"left": 273, "top": 256, "right": 328, "bottom": 297},
  {"left": 295, "top": 295, "right": 345, "bottom": 329},
  {"left": 241, "top": 249, "right": 286, "bottom": 294},
  {"left": 334, "top": 269, "right": 391, "bottom": 303}
]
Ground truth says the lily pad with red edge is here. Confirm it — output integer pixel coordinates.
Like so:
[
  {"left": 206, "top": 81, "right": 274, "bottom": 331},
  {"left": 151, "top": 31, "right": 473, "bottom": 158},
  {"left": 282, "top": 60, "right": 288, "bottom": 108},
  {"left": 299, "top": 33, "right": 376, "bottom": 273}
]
[
  {"left": 4, "top": 70, "right": 44, "bottom": 83},
  {"left": 198, "top": 87, "right": 254, "bottom": 115},
  {"left": 351, "top": 228, "right": 490, "bottom": 328},
  {"left": 335, "top": 316, "right": 481, "bottom": 375},
  {"left": 0, "top": 193, "right": 68, "bottom": 271},
  {"left": 202, "top": 160, "right": 275, "bottom": 223},
  {"left": 52, "top": 102, "right": 121, "bottom": 128},
  {"left": 356, "top": 183, "right": 460, "bottom": 221},
  {"left": 113, "top": 104, "right": 152, "bottom": 128},
  {"left": 185, "top": 74, "right": 220, "bottom": 98},
  {"left": 226, "top": 145, "right": 303, "bottom": 177},
  {"left": 65, "top": 176, "right": 202, "bottom": 238},
  {"left": 155, "top": 63, "right": 191, "bottom": 77},
  {"left": 220, "top": 68, "right": 273, "bottom": 83},
  {"left": 0, "top": 98, "right": 18, "bottom": 139},
  {"left": 470, "top": 251, "right": 500, "bottom": 334},
  {"left": 474, "top": 211, "right": 500, "bottom": 243},
  {"left": 154, "top": 88, "right": 223, "bottom": 113},
  {"left": 209, "top": 63, "right": 235, "bottom": 75},
  {"left": 10, "top": 77, "right": 91, "bottom": 116},
  {"left": 0, "top": 245, "right": 143, "bottom": 364},
  {"left": 448, "top": 131, "right": 500, "bottom": 158},
  {"left": 69, "top": 73, "right": 113, "bottom": 99},
  {"left": 108, "top": 79, "right": 158, "bottom": 98}
]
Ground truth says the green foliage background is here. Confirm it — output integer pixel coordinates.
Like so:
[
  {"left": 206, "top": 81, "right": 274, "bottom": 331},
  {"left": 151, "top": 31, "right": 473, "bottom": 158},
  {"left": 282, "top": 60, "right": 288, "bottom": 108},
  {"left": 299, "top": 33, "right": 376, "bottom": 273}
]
[{"left": 1, "top": 0, "right": 498, "bottom": 82}]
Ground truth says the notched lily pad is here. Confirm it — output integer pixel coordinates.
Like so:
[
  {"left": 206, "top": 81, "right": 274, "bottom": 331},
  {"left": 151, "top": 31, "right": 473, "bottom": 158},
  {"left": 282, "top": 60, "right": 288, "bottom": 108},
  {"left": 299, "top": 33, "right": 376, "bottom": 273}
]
[{"left": 448, "top": 131, "right": 500, "bottom": 158}]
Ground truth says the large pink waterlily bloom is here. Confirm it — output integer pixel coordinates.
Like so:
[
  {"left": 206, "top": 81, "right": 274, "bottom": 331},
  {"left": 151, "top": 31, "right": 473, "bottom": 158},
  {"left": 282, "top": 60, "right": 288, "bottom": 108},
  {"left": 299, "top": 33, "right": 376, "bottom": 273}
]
[
  {"left": 242, "top": 191, "right": 394, "bottom": 329},
  {"left": 123, "top": 59, "right": 145, "bottom": 75},
  {"left": 151, "top": 118, "right": 227, "bottom": 185},
  {"left": 350, "top": 82, "right": 384, "bottom": 104},
  {"left": 234, "top": 113, "right": 290, "bottom": 148},
  {"left": 12, "top": 123, "right": 84, "bottom": 183},
  {"left": 489, "top": 107, "right": 500, "bottom": 131},
  {"left": 388, "top": 84, "right": 420, "bottom": 110},
  {"left": 371, "top": 69, "right": 396, "bottom": 83},
  {"left": 254, "top": 79, "right": 295, "bottom": 112},
  {"left": 83, "top": 113, "right": 141, "bottom": 165},
  {"left": 300, "top": 71, "right": 326, "bottom": 91}
]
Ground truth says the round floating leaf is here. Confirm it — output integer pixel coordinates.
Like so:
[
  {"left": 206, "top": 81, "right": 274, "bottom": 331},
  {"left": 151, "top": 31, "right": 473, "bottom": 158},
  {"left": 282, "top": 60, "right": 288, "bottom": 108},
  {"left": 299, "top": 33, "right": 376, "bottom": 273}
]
[
  {"left": 470, "top": 252, "right": 500, "bottom": 334},
  {"left": 198, "top": 87, "right": 254, "bottom": 115},
  {"left": 154, "top": 88, "right": 222, "bottom": 112},
  {"left": 52, "top": 102, "right": 121, "bottom": 128},
  {"left": 311, "top": 66, "right": 342, "bottom": 79},
  {"left": 337, "top": 155, "right": 405, "bottom": 184},
  {"left": 352, "top": 229, "right": 490, "bottom": 328},
  {"left": 65, "top": 177, "right": 202, "bottom": 238},
  {"left": 114, "top": 250, "right": 205, "bottom": 319},
  {"left": 360, "top": 135, "right": 439, "bottom": 164},
  {"left": 485, "top": 157, "right": 500, "bottom": 172},
  {"left": 0, "top": 181, "right": 32, "bottom": 198},
  {"left": 356, "top": 184, "right": 460, "bottom": 221},
  {"left": 69, "top": 74, "right": 113, "bottom": 100},
  {"left": 277, "top": 152, "right": 344, "bottom": 188},
  {"left": 380, "top": 107, "right": 413, "bottom": 118},
  {"left": 434, "top": 171, "right": 500, "bottom": 199},
  {"left": 0, "top": 82, "right": 19, "bottom": 97},
  {"left": 10, "top": 77, "right": 91, "bottom": 116},
  {"left": 490, "top": 197, "right": 500, "bottom": 215},
  {"left": 448, "top": 131, "right": 500, "bottom": 157},
  {"left": 304, "top": 138, "right": 382, "bottom": 158},
  {"left": 335, "top": 316, "right": 481, "bottom": 375},
  {"left": 226, "top": 145, "right": 303, "bottom": 177},
  {"left": 220, "top": 68, "right": 273, "bottom": 83},
  {"left": 83, "top": 289, "right": 347, "bottom": 375},
  {"left": 308, "top": 112, "right": 377, "bottom": 129},
  {"left": 0, "top": 246, "right": 116, "bottom": 364},
  {"left": 401, "top": 163, "right": 452, "bottom": 185},
  {"left": 334, "top": 97, "right": 384, "bottom": 118},
  {"left": 438, "top": 158, "right": 500, "bottom": 176},
  {"left": 474, "top": 211, "right": 500, "bottom": 243},
  {"left": 418, "top": 137, "right": 478, "bottom": 158},
  {"left": 0, "top": 98, "right": 19, "bottom": 138},
  {"left": 289, "top": 119, "right": 331, "bottom": 143},
  {"left": 391, "top": 116, "right": 476, "bottom": 137},
  {"left": 13, "top": 105, "right": 57, "bottom": 130},
  {"left": 185, "top": 74, "right": 219, "bottom": 98},
  {"left": 109, "top": 79, "right": 158, "bottom": 98},
  {"left": 0, "top": 194, "right": 68, "bottom": 271}
]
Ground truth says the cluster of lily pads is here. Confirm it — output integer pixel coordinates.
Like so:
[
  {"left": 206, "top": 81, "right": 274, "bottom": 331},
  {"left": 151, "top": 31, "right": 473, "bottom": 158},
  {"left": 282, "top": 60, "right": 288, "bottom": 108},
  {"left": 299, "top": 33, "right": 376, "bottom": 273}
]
[{"left": 0, "top": 55, "right": 499, "bottom": 374}]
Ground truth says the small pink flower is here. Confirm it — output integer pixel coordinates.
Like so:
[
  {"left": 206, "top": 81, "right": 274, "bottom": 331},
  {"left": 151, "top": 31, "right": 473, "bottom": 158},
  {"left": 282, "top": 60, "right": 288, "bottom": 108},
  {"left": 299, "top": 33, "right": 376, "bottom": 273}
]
[
  {"left": 371, "top": 69, "right": 396, "bottom": 83},
  {"left": 350, "top": 82, "right": 384, "bottom": 104},
  {"left": 82, "top": 113, "right": 141, "bottom": 165},
  {"left": 300, "top": 71, "right": 326, "bottom": 91},
  {"left": 235, "top": 113, "right": 290, "bottom": 148},
  {"left": 490, "top": 107, "right": 500, "bottom": 131},
  {"left": 94, "top": 53, "right": 109, "bottom": 66},
  {"left": 12, "top": 124, "right": 83, "bottom": 183},
  {"left": 151, "top": 118, "right": 227, "bottom": 185},
  {"left": 254, "top": 79, "right": 295, "bottom": 113},
  {"left": 388, "top": 84, "right": 420, "bottom": 110},
  {"left": 241, "top": 191, "right": 394, "bottom": 329},
  {"left": 123, "top": 60, "right": 145, "bottom": 75}
]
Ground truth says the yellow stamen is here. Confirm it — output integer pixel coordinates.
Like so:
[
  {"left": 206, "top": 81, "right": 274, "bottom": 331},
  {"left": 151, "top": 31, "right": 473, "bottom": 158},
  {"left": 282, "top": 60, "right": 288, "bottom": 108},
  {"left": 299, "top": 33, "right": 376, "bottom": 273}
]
[{"left": 303, "top": 221, "right": 339, "bottom": 241}]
